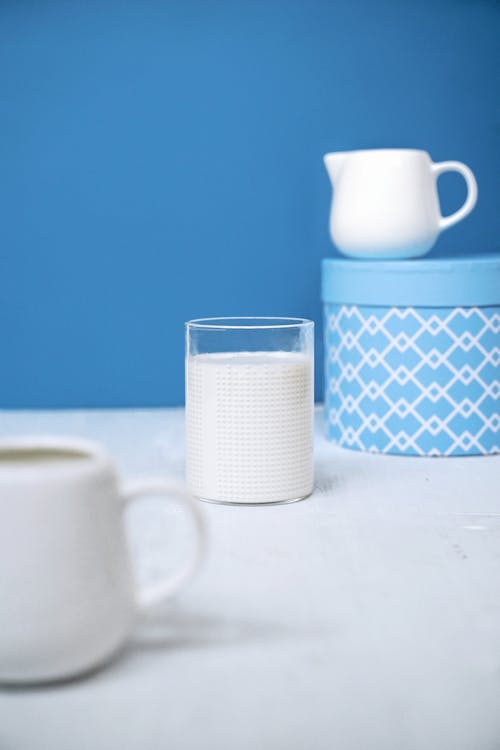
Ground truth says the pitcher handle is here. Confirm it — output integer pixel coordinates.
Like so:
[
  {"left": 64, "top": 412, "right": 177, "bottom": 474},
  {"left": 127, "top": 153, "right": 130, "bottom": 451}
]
[{"left": 432, "top": 160, "right": 478, "bottom": 232}]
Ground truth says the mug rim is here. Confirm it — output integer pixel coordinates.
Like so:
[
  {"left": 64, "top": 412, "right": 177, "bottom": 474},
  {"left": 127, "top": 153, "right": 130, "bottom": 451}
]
[{"left": 0, "top": 435, "right": 110, "bottom": 472}]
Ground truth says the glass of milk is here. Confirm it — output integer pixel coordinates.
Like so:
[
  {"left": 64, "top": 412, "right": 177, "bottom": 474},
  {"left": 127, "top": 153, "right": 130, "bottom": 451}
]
[{"left": 186, "top": 318, "right": 314, "bottom": 505}]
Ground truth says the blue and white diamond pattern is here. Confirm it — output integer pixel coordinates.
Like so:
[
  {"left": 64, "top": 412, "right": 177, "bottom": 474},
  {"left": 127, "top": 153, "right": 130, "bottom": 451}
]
[{"left": 325, "top": 304, "right": 500, "bottom": 455}]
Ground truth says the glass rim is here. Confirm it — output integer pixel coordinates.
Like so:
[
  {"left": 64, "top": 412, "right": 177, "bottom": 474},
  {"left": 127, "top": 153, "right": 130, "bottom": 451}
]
[{"left": 186, "top": 316, "right": 314, "bottom": 330}]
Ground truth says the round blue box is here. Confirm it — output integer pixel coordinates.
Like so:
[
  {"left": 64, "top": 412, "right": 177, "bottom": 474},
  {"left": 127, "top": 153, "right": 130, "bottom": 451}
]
[{"left": 322, "top": 255, "right": 500, "bottom": 455}]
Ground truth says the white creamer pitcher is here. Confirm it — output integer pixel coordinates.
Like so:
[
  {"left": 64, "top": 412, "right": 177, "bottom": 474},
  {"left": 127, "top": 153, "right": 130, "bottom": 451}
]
[{"left": 324, "top": 149, "right": 478, "bottom": 259}]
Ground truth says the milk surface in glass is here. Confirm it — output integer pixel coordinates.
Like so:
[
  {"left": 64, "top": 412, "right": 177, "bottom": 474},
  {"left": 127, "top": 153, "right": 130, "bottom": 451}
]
[{"left": 186, "top": 350, "right": 313, "bottom": 504}]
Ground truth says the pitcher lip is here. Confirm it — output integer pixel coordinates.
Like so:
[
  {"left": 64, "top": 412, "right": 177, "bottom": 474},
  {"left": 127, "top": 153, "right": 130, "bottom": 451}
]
[{"left": 325, "top": 148, "right": 428, "bottom": 156}]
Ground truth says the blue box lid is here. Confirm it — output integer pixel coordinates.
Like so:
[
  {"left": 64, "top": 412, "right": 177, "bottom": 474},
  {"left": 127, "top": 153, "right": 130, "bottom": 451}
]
[{"left": 322, "top": 255, "right": 500, "bottom": 307}]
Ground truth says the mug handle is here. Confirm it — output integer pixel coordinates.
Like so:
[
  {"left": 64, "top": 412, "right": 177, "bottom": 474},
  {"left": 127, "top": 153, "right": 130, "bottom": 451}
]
[
  {"left": 121, "top": 478, "right": 205, "bottom": 611},
  {"left": 431, "top": 160, "right": 478, "bottom": 232}
]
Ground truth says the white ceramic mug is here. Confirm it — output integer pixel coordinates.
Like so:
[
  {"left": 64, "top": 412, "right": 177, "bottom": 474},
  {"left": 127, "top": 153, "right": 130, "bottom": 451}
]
[
  {"left": 0, "top": 436, "right": 205, "bottom": 684},
  {"left": 324, "top": 149, "right": 478, "bottom": 259}
]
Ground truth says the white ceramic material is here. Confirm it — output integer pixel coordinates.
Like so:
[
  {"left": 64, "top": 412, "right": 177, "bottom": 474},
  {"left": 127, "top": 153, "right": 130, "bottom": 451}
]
[
  {"left": 324, "top": 149, "right": 478, "bottom": 259},
  {"left": 0, "top": 436, "right": 205, "bottom": 684}
]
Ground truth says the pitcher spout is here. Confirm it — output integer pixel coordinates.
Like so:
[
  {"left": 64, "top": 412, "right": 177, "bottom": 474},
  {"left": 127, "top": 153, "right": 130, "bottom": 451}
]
[{"left": 324, "top": 152, "right": 348, "bottom": 186}]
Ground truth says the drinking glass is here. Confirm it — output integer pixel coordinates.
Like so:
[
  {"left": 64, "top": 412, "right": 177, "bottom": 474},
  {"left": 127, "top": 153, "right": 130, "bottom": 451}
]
[{"left": 185, "top": 317, "right": 314, "bottom": 505}]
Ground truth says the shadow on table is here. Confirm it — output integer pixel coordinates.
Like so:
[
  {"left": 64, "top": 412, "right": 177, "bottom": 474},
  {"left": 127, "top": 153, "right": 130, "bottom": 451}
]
[
  {"left": 0, "top": 604, "right": 289, "bottom": 692},
  {"left": 129, "top": 602, "right": 288, "bottom": 652}
]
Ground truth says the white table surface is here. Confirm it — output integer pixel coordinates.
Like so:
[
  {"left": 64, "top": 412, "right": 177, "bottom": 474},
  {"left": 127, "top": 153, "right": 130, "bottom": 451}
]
[{"left": 0, "top": 408, "right": 499, "bottom": 750}]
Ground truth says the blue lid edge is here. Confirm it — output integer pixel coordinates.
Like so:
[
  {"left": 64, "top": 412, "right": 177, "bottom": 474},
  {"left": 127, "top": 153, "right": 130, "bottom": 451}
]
[{"left": 321, "top": 256, "right": 500, "bottom": 308}]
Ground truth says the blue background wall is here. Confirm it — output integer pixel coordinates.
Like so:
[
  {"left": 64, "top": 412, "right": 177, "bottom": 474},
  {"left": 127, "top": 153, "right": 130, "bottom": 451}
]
[{"left": 1, "top": 0, "right": 498, "bottom": 408}]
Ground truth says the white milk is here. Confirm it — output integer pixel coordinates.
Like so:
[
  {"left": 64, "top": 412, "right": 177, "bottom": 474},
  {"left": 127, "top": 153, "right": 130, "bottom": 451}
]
[{"left": 186, "top": 351, "right": 313, "bottom": 504}]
